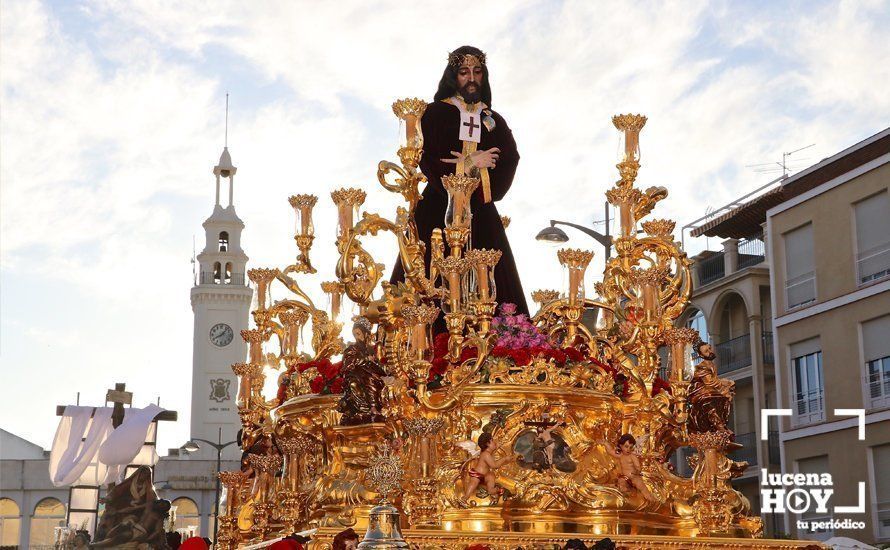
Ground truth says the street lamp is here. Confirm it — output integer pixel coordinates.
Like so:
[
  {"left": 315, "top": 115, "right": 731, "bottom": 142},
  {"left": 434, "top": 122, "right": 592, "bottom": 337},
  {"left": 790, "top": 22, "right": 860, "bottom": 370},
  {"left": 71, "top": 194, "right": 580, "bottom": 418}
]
[
  {"left": 535, "top": 202, "right": 614, "bottom": 258},
  {"left": 181, "top": 427, "right": 238, "bottom": 546}
]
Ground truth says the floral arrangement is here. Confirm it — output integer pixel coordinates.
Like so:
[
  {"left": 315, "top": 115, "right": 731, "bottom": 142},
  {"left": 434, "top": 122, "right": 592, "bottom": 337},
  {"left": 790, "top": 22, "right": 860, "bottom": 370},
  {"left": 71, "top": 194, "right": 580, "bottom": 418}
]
[{"left": 277, "top": 357, "right": 344, "bottom": 405}]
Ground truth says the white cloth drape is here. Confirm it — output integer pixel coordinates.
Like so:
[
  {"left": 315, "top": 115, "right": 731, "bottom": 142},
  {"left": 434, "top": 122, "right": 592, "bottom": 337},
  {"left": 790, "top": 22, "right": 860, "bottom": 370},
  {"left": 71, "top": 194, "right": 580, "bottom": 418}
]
[
  {"left": 49, "top": 406, "right": 115, "bottom": 487},
  {"left": 98, "top": 403, "right": 163, "bottom": 482},
  {"left": 49, "top": 404, "right": 165, "bottom": 487}
]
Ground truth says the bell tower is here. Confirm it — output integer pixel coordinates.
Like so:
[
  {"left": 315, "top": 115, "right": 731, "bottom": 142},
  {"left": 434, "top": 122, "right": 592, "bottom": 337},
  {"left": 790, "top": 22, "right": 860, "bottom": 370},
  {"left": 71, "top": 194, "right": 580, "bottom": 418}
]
[{"left": 189, "top": 145, "right": 252, "bottom": 459}]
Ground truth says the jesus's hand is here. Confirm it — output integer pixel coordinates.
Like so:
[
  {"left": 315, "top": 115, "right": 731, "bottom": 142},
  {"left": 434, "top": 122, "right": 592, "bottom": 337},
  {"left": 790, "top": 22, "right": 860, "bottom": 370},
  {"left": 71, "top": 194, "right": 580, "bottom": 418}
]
[{"left": 441, "top": 148, "right": 500, "bottom": 169}]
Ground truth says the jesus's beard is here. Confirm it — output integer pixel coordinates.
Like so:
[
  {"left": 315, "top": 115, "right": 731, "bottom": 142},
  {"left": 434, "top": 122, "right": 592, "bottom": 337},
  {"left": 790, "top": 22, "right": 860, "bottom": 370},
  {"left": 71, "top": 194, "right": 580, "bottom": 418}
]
[{"left": 458, "top": 82, "right": 482, "bottom": 104}]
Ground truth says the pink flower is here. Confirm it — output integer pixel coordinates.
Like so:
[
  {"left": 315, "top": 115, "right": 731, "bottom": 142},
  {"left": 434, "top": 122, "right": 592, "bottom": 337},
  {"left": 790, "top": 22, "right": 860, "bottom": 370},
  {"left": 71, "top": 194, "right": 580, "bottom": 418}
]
[{"left": 499, "top": 303, "right": 518, "bottom": 315}]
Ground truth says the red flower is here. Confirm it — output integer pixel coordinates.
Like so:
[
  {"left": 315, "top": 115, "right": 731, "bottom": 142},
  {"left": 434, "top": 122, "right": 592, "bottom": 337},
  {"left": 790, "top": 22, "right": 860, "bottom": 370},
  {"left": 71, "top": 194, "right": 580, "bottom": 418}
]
[
  {"left": 429, "top": 358, "right": 449, "bottom": 378},
  {"left": 329, "top": 377, "right": 345, "bottom": 394},
  {"left": 276, "top": 384, "right": 287, "bottom": 405},
  {"left": 309, "top": 375, "right": 325, "bottom": 394},
  {"left": 510, "top": 349, "right": 531, "bottom": 366},
  {"left": 563, "top": 347, "right": 584, "bottom": 362},
  {"left": 459, "top": 346, "right": 478, "bottom": 363}
]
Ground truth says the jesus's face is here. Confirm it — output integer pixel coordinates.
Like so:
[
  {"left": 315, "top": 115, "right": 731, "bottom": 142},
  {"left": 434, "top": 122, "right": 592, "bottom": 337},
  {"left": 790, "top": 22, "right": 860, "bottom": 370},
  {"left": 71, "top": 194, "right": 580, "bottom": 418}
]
[{"left": 456, "top": 63, "right": 484, "bottom": 103}]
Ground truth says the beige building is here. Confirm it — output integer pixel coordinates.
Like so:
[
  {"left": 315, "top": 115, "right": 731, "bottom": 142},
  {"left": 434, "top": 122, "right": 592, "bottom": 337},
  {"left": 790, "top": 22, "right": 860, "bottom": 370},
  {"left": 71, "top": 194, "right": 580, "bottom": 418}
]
[{"left": 682, "top": 128, "right": 890, "bottom": 544}]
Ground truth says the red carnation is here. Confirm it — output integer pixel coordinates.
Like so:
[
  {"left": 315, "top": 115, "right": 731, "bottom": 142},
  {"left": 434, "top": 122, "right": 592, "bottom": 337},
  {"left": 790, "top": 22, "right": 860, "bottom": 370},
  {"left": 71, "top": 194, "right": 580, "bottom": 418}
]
[
  {"left": 563, "top": 347, "right": 584, "bottom": 362},
  {"left": 510, "top": 349, "right": 531, "bottom": 366},
  {"left": 309, "top": 375, "right": 325, "bottom": 394},
  {"left": 329, "top": 377, "right": 345, "bottom": 394}
]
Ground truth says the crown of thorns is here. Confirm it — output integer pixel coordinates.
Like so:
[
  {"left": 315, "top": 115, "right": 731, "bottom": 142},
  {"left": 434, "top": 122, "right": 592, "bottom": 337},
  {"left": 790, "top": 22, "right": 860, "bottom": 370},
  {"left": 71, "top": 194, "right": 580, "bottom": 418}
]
[
  {"left": 353, "top": 316, "right": 373, "bottom": 333},
  {"left": 448, "top": 51, "right": 487, "bottom": 69}
]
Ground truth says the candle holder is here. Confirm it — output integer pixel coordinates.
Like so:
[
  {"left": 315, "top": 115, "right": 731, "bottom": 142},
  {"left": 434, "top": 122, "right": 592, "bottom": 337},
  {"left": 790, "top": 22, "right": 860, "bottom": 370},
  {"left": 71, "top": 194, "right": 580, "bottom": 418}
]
[
  {"left": 248, "top": 268, "right": 279, "bottom": 315},
  {"left": 275, "top": 435, "right": 316, "bottom": 531},
  {"left": 641, "top": 218, "right": 676, "bottom": 239},
  {"left": 442, "top": 175, "right": 479, "bottom": 232},
  {"left": 629, "top": 266, "right": 670, "bottom": 325},
  {"left": 403, "top": 417, "right": 446, "bottom": 527},
  {"left": 531, "top": 289, "right": 561, "bottom": 310},
  {"left": 434, "top": 256, "right": 470, "bottom": 363},
  {"left": 393, "top": 98, "right": 427, "bottom": 167},
  {"left": 217, "top": 471, "right": 249, "bottom": 550},
  {"left": 331, "top": 187, "right": 367, "bottom": 242},
  {"left": 612, "top": 113, "right": 647, "bottom": 184},
  {"left": 402, "top": 304, "right": 440, "bottom": 361},
  {"left": 321, "top": 281, "right": 346, "bottom": 324},
  {"left": 288, "top": 194, "right": 318, "bottom": 273},
  {"left": 466, "top": 248, "right": 501, "bottom": 335},
  {"left": 557, "top": 248, "right": 593, "bottom": 306}
]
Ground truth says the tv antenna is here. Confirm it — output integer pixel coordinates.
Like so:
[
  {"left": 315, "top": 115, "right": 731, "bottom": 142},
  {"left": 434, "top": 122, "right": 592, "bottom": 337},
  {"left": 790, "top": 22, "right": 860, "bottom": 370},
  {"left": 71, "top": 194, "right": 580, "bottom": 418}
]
[{"left": 746, "top": 143, "right": 815, "bottom": 177}]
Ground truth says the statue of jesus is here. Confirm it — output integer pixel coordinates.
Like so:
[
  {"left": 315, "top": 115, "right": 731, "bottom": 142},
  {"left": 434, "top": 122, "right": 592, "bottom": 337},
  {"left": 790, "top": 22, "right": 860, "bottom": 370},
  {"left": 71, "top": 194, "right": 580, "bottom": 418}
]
[{"left": 390, "top": 45, "right": 529, "bottom": 320}]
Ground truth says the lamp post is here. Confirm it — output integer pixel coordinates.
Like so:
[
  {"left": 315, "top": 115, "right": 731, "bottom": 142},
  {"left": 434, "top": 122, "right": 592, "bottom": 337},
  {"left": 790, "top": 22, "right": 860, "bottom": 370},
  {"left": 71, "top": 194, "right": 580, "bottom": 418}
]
[
  {"left": 535, "top": 202, "right": 612, "bottom": 258},
  {"left": 182, "top": 427, "right": 238, "bottom": 546}
]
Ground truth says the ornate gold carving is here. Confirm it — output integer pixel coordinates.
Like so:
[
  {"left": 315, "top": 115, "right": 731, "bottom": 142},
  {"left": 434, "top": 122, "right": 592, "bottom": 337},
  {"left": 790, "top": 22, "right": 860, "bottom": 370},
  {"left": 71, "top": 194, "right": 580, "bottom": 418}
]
[
  {"left": 391, "top": 98, "right": 428, "bottom": 120},
  {"left": 642, "top": 218, "right": 676, "bottom": 238},
  {"left": 500, "top": 215, "right": 511, "bottom": 229},
  {"left": 556, "top": 248, "right": 594, "bottom": 267},
  {"left": 288, "top": 194, "right": 318, "bottom": 209},
  {"left": 663, "top": 326, "right": 700, "bottom": 345}
]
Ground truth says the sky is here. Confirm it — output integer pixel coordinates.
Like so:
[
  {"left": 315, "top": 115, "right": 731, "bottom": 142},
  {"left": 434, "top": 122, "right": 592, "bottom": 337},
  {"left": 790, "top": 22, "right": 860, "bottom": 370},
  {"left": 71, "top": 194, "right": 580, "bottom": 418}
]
[{"left": 2, "top": 0, "right": 889, "bottom": 455}]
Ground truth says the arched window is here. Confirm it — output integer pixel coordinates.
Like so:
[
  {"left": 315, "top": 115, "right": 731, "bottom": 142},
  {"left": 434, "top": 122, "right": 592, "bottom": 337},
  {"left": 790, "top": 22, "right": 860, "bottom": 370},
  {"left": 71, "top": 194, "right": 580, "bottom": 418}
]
[
  {"left": 218, "top": 231, "right": 229, "bottom": 252},
  {"left": 30, "top": 497, "right": 65, "bottom": 547},
  {"left": 686, "top": 308, "right": 708, "bottom": 343},
  {"left": 213, "top": 262, "right": 222, "bottom": 284},
  {"left": 224, "top": 262, "right": 232, "bottom": 284},
  {"left": 171, "top": 497, "right": 200, "bottom": 538},
  {"left": 0, "top": 498, "right": 21, "bottom": 547}
]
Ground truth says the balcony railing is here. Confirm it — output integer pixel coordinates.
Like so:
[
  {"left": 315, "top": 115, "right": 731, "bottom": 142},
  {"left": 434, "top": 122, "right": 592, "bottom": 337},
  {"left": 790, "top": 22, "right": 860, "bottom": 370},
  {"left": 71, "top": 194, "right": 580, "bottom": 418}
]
[
  {"left": 698, "top": 252, "right": 726, "bottom": 286},
  {"left": 199, "top": 272, "right": 246, "bottom": 286},
  {"left": 738, "top": 235, "right": 766, "bottom": 269},
  {"left": 730, "top": 431, "right": 757, "bottom": 466},
  {"left": 716, "top": 333, "right": 752, "bottom": 374},
  {"left": 762, "top": 331, "right": 774, "bottom": 364}
]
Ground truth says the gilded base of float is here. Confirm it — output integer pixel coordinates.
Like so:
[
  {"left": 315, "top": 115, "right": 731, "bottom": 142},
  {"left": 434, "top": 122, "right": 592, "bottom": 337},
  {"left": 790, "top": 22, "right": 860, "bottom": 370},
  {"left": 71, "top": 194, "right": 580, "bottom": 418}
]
[{"left": 303, "top": 527, "right": 821, "bottom": 550}]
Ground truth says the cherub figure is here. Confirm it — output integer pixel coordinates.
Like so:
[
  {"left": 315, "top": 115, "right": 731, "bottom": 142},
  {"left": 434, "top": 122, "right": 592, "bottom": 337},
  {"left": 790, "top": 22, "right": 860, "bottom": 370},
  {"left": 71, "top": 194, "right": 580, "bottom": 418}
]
[
  {"left": 603, "top": 434, "right": 655, "bottom": 503},
  {"left": 459, "top": 432, "right": 517, "bottom": 500}
]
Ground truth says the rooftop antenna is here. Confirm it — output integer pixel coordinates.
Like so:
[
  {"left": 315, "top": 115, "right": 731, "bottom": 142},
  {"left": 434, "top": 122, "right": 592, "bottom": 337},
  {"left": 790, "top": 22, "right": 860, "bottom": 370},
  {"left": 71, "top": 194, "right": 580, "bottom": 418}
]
[{"left": 746, "top": 143, "right": 815, "bottom": 177}]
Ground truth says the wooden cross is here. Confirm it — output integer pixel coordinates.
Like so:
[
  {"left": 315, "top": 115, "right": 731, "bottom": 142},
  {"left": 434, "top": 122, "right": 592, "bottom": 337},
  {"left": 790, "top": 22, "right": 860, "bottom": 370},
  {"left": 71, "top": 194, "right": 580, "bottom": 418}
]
[
  {"left": 56, "top": 382, "right": 178, "bottom": 426},
  {"left": 463, "top": 116, "right": 480, "bottom": 137},
  {"left": 106, "top": 383, "right": 133, "bottom": 429}
]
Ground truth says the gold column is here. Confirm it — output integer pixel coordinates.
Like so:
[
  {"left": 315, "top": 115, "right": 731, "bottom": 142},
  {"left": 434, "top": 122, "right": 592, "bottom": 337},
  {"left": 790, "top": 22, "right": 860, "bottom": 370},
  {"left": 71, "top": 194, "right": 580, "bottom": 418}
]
[{"left": 217, "top": 471, "right": 249, "bottom": 550}]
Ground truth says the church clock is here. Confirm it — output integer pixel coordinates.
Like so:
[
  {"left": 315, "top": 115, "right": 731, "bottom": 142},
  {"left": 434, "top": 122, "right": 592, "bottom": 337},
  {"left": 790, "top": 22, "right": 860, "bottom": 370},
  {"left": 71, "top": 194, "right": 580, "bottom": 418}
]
[{"left": 209, "top": 323, "right": 234, "bottom": 347}]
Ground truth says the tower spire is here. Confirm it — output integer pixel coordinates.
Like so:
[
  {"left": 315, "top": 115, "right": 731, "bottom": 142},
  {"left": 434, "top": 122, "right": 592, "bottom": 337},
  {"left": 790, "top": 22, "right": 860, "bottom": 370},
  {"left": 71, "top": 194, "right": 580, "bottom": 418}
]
[{"left": 213, "top": 93, "right": 237, "bottom": 207}]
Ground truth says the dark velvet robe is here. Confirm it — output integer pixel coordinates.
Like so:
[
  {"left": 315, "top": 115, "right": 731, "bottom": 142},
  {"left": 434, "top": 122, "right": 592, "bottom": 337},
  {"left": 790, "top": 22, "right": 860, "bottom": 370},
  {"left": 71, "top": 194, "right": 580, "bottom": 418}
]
[{"left": 390, "top": 100, "right": 529, "bottom": 318}]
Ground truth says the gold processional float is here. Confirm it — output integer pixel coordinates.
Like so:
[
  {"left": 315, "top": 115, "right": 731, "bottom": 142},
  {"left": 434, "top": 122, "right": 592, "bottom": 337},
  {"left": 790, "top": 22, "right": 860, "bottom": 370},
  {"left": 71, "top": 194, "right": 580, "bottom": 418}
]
[{"left": 213, "top": 101, "right": 817, "bottom": 550}]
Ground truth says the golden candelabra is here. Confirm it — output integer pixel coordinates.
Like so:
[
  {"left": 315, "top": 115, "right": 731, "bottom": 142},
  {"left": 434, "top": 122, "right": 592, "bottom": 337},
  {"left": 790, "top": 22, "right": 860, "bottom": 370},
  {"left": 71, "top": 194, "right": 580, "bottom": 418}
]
[{"left": 214, "top": 101, "right": 820, "bottom": 550}]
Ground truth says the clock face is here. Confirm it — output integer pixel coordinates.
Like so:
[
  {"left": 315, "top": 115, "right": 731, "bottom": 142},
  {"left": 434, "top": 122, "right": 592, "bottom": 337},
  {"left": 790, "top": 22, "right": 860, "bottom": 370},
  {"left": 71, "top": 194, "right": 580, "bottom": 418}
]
[{"left": 209, "top": 323, "right": 234, "bottom": 347}]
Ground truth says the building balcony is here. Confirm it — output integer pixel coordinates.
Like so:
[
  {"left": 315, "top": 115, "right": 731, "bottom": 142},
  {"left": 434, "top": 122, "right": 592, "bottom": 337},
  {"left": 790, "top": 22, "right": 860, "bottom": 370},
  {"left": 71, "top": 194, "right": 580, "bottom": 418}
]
[
  {"left": 737, "top": 234, "right": 765, "bottom": 269},
  {"left": 697, "top": 252, "right": 726, "bottom": 286},
  {"left": 716, "top": 333, "right": 752, "bottom": 374}
]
